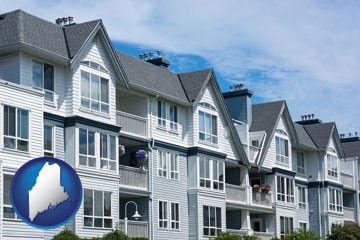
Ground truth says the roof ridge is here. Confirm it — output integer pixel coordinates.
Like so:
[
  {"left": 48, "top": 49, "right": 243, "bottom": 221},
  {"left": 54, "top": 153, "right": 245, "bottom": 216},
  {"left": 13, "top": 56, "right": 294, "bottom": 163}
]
[
  {"left": 178, "top": 68, "right": 212, "bottom": 75},
  {"left": 252, "top": 100, "right": 286, "bottom": 106}
]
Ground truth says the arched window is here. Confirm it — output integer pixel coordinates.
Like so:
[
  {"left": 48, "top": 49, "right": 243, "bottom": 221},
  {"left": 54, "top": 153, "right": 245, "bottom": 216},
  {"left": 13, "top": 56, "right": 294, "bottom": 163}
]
[
  {"left": 199, "top": 102, "right": 217, "bottom": 111},
  {"left": 81, "top": 61, "right": 108, "bottom": 73},
  {"left": 275, "top": 129, "right": 288, "bottom": 136}
]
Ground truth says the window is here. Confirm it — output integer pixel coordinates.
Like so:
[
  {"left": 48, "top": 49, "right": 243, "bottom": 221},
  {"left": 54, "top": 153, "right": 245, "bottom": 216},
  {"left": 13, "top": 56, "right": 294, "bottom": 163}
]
[
  {"left": 198, "top": 111, "right": 218, "bottom": 144},
  {"left": 327, "top": 154, "right": 338, "bottom": 178},
  {"left": 212, "top": 161, "right": 224, "bottom": 190},
  {"left": 157, "top": 101, "right": 167, "bottom": 127},
  {"left": 100, "top": 134, "right": 116, "bottom": 171},
  {"left": 203, "top": 206, "right": 221, "bottom": 236},
  {"left": 280, "top": 216, "right": 293, "bottom": 239},
  {"left": 298, "top": 186, "right": 306, "bottom": 209},
  {"left": 199, "top": 102, "right": 216, "bottom": 111},
  {"left": 3, "top": 106, "right": 29, "bottom": 152},
  {"left": 199, "top": 158, "right": 224, "bottom": 191},
  {"left": 84, "top": 189, "right": 112, "bottom": 228},
  {"left": 251, "top": 140, "right": 259, "bottom": 147},
  {"left": 159, "top": 201, "right": 168, "bottom": 228},
  {"left": 297, "top": 152, "right": 305, "bottom": 174},
  {"left": 81, "top": 71, "right": 109, "bottom": 113},
  {"left": 81, "top": 61, "right": 108, "bottom": 72},
  {"left": 276, "top": 136, "right": 289, "bottom": 164},
  {"left": 277, "top": 176, "right": 294, "bottom": 203},
  {"left": 158, "top": 150, "right": 167, "bottom": 177},
  {"left": 79, "top": 128, "right": 96, "bottom": 168},
  {"left": 299, "top": 222, "right": 307, "bottom": 230},
  {"left": 329, "top": 188, "right": 343, "bottom": 212},
  {"left": 171, "top": 202, "right": 179, "bottom": 229},
  {"left": 170, "top": 153, "right": 179, "bottom": 180},
  {"left": 32, "top": 60, "right": 54, "bottom": 101},
  {"left": 3, "top": 174, "right": 16, "bottom": 219},
  {"left": 44, "top": 124, "right": 54, "bottom": 157},
  {"left": 169, "top": 105, "right": 178, "bottom": 131}
]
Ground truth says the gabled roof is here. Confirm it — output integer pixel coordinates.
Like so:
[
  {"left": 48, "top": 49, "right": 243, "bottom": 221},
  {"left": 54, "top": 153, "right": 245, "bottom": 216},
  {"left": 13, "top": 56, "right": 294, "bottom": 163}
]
[
  {"left": 178, "top": 69, "right": 212, "bottom": 102},
  {"left": 342, "top": 140, "right": 360, "bottom": 159},
  {"left": 250, "top": 100, "right": 298, "bottom": 168},
  {"left": 303, "top": 122, "right": 345, "bottom": 158},
  {"left": 294, "top": 123, "right": 317, "bottom": 150}
]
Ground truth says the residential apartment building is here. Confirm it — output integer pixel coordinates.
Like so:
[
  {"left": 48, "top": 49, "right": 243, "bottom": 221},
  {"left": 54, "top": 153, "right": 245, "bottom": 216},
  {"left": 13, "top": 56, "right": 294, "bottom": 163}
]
[{"left": 0, "top": 9, "right": 359, "bottom": 240}]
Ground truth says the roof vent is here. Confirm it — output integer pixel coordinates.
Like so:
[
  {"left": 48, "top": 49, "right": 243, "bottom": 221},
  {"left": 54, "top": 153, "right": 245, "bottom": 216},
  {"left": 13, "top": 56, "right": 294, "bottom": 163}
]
[
  {"left": 55, "top": 16, "right": 75, "bottom": 26},
  {"left": 139, "top": 54, "right": 144, "bottom": 60},
  {"left": 296, "top": 114, "right": 322, "bottom": 125},
  {"left": 230, "top": 83, "right": 244, "bottom": 91},
  {"left": 145, "top": 50, "right": 170, "bottom": 69}
]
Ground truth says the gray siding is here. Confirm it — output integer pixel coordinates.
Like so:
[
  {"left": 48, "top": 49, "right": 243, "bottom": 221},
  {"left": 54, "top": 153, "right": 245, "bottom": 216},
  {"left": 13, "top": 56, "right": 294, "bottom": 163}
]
[
  {"left": 308, "top": 187, "right": 320, "bottom": 236},
  {"left": 223, "top": 93, "right": 252, "bottom": 124},
  {"left": 0, "top": 54, "right": 20, "bottom": 84}
]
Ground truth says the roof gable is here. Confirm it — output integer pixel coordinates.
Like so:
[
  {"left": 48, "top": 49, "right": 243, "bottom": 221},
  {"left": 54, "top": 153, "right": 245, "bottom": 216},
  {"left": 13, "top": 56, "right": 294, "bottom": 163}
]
[
  {"left": 294, "top": 123, "right": 317, "bottom": 150},
  {"left": 178, "top": 69, "right": 212, "bottom": 102},
  {"left": 342, "top": 140, "right": 360, "bottom": 159}
]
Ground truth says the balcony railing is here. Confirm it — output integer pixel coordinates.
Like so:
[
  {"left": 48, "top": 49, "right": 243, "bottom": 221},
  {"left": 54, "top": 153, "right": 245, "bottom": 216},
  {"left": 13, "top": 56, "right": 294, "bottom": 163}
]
[
  {"left": 226, "top": 184, "right": 247, "bottom": 203},
  {"left": 119, "top": 165, "right": 148, "bottom": 190},
  {"left": 249, "top": 146, "right": 261, "bottom": 162},
  {"left": 252, "top": 190, "right": 272, "bottom": 207},
  {"left": 116, "top": 111, "right": 147, "bottom": 137},
  {"left": 254, "top": 232, "right": 274, "bottom": 240},
  {"left": 119, "top": 220, "right": 148, "bottom": 238},
  {"left": 341, "top": 173, "right": 354, "bottom": 189},
  {"left": 343, "top": 207, "right": 355, "bottom": 221}
]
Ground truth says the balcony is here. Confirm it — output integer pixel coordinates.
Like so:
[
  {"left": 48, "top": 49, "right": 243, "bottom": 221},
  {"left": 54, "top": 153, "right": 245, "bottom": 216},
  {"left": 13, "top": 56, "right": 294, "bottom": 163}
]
[
  {"left": 341, "top": 173, "right": 354, "bottom": 189},
  {"left": 251, "top": 190, "right": 272, "bottom": 208},
  {"left": 119, "top": 165, "right": 148, "bottom": 190},
  {"left": 119, "top": 220, "right": 148, "bottom": 238},
  {"left": 343, "top": 207, "right": 356, "bottom": 221},
  {"left": 226, "top": 184, "right": 247, "bottom": 204},
  {"left": 116, "top": 111, "right": 147, "bottom": 138}
]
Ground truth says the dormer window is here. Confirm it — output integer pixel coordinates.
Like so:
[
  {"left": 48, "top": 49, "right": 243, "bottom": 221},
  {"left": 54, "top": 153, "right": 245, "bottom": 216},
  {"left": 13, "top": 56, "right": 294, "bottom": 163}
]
[
  {"left": 327, "top": 153, "right": 338, "bottom": 178},
  {"left": 198, "top": 102, "right": 218, "bottom": 144},
  {"left": 275, "top": 129, "right": 289, "bottom": 164}
]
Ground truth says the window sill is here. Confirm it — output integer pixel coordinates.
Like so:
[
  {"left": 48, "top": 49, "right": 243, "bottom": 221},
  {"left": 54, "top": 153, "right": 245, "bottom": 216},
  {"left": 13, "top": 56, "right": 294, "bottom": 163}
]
[
  {"left": 156, "top": 125, "right": 179, "bottom": 135},
  {"left": 1, "top": 148, "right": 30, "bottom": 157},
  {"left": 83, "top": 226, "right": 113, "bottom": 230},
  {"left": 79, "top": 107, "right": 111, "bottom": 119},
  {"left": 44, "top": 100, "right": 56, "bottom": 108},
  {"left": 198, "top": 140, "right": 218, "bottom": 148},
  {"left": 3, "top": 218, "right": 21, "bottom": 222},
  {"left": 275, "top": 161, "right": 290, "bottom": 167}
]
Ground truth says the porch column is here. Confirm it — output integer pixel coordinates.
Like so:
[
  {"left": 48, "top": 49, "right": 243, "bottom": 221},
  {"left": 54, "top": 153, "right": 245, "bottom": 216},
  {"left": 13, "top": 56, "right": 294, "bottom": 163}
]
[{"left": 241, "top": 209, "right": 253, "bottom": 235}]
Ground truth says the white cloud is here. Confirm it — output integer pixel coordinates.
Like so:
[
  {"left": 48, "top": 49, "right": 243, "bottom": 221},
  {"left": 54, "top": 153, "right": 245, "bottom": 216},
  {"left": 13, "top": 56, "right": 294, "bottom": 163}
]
[{"left": 1, "top": 0, "right": 359, "bottom": 134}]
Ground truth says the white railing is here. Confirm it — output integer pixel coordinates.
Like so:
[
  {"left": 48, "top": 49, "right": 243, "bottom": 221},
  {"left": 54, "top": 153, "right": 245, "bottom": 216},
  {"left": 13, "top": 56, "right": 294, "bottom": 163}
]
[
  {"left": 343, "top": 207, "right": 355, "bottom": 220},
  {"left": 249, "top": 146, "right": 261, "bottom": 162},
  {"left": 116, "top": 111, "right": 147, "bottom": 137},
  {"left": 252, "top": 190, "right": 272, "bottom": 207},
  {"left": 119, "top": 165, "right": 148, "bottom": 190},
  {"left": 119, "top": 220, "right": 148, "bottom": 237},
  {"left": 254, "top": 232, "right": 274, "bottom": 240},
  {"left": 226, "top": 184, "right": 247, "bottom": 203},
  {"left": 340, "top": 173, "right": 354, "bottom": 188},
  {"left": 226, "top": 229, "right": 249, "bottom": 235}
]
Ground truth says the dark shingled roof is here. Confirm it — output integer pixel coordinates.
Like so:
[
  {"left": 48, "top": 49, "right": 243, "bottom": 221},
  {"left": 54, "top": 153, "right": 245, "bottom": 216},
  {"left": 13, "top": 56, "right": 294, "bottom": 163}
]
[
  {"left": 303, "top": 122, "right": 335, "bottom": 150},
  {"left": 178, "top": 69, "right": 212, "bottom": 102},
  {"left": 0, "top": 9, "right": 99, "bottom": 59},
  {"left": 342, "top": 140, "right": 360, "bottom": 159},
  {"left": 294, "top": 123, "right": 317, "bottom": 150}
]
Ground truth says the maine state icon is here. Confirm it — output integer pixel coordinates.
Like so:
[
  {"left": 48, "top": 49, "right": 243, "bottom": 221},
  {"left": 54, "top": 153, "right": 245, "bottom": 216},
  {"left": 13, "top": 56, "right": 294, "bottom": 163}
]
[{"left": 10, "top": 157, "right": 82, "bottom": 229}]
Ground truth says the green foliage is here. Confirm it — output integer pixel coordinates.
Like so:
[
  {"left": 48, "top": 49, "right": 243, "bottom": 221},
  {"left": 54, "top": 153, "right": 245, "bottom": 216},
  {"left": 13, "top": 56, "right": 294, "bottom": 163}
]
[
  {"left": 327, "top": 223, "right": 360, "bottom": 240},
  {"left": 102, "top": 229, "right": 128, "bottom": 240},
  {"left": 284, "top": 229, "right": 319, "bottom": 240},
  {"left": 212, "top": 232, "right": 260, "bottom": 240},
  {"left": 270, "top": 237, "right": 280, "bottom": 240},
  {"left": 52, "top": 229, "right": 80, "bottom": 240},
  {"left": 52, "top": 229, "right": 148, "bottom": 240}
]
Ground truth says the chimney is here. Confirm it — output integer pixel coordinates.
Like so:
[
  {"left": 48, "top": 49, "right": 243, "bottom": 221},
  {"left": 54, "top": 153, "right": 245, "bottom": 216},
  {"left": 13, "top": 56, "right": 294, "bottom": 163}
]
[
  {"left": 68, "top": 16, "right": 74, "bottom": 25},
  {"left": 340, "top": 131, "right": 360, "bottom": 143},
  {"left": 295, "top": 114, "right": 322, "bottom": 125},
  {"left": 146, "top": 49, "right": 170, "bottom": 69},
  {"left": 223, "top": 85, "right": 253, "bottom": 125}
]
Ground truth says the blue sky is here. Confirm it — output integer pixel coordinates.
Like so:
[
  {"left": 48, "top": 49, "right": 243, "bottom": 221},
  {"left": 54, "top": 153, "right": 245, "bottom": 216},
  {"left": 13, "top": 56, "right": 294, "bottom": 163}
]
[{"left": 2, "top": 0, "right": 360, "bottom": 136}]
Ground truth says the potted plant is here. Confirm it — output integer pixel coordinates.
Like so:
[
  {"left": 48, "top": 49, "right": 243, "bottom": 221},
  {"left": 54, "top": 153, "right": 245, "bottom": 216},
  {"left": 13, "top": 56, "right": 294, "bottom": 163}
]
[
  {"left": 260, "top": 184, "right": 271, "bottom": 193},
  {"left": 135, "top": 150, "right": 148, "bottom": 169},
  {"left": 253, "top": 184, "right": 260, "bottom": 192},
  {"left": 118, "top": 145, "right": 126, "bottom": 157}
]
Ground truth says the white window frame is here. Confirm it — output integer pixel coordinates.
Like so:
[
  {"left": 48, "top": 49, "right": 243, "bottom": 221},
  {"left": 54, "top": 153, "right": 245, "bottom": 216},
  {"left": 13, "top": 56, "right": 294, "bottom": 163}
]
[
  {"left": 80, "top": 70, "right": 109, "bottom": 114},
  {"left": 198, "top": 110, "right": 218, "bottom": 144},
  {"left": 157, "top": 101, "right": 167, "bottom": 127},
  {"left": 44, "top": 124, "right": 54, "bottom": 157},
  {"left": 100, "top": 133, "right": 117, "bottom": 171},
  {"left": 83, "top": 189, "right": 112, "bottom": 228},
  {"left": 169, "top": 153, "right": 179, "bottom": 180},
  {"left": 199, "top": 157, "right": 224, "bottom": 191},
  {"left": 32, "top": 59, "right": 55, "bottom": 102},
  {"left": 170, "top": 202, "right": 180, "bottom": 230},
  {"left": 212, "top": 160, "right": 224, "bottom": 190},
  {"left": 275, "top": 136, "right": 289, "bottom": 164},
  {"left": 203, "top": 205, "right": 222, "bottom": 237},
  {"left": 78, "top": 128, "right": 96, "bottom": 168},
  {"left": 327, "top": 153, "right": 338, "bottom": 178},
  {"left": 297, "top": 152, "right": 305, "bottom": 175},
  {"left": 158, "top": 200, "right": 168, "bottom": 229},
  {"left": 298, "top": 221, "right": 307, "bottom": 230},
  {"left": 297, "top": 186, "right": 306, "bottom": 209},
  {"left": 328, "top": 188, "right": 343, "bottom": 212},
  {"left": 169, "top": 104, "right": 178, "bottom": 131},
  {"left": 3, "top": 105, "right": 29, "bottom": 152},
  {"left": 280, "top": 216, "right": 293, "bottom": 239},
  {"left": 3, "top": 174, "right": 17, "bottom": 220},
  {"left": 277, "top": 176, "right": 294, "bottom": 203},
  {"left": 158, "top": 150, "right": 167, "bottom": 177}
]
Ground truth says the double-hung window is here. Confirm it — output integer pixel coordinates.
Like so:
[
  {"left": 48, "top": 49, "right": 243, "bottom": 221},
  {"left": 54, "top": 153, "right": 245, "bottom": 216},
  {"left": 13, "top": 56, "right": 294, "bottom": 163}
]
[
  {"left": 327, "top": 154, "right": 338, "bottom": 178},
  {"left": 198, "top": 111, "right": 218, "bottom": 144},
  {"left": 277, "top": 176, "right": 294, "bottom": 203},
  {"left": 81, "top": 71, "right": 109, "bottom": 113},
  {"left": 199, "top": 158, "right": 224, "bottom": 191},
  {"left": 203, "top": 206, "right": 221, "bottom": 236},
  {"left": 297, "top": 152, "right": 305, "bottom": 174},
  {"left": 212, "top": 161, "right": 224, "bottom": 190},
  {"left": 44, "top": 124, "right": 54, "bottom": 157},
  {"left": 4, "top": 105, "right": 29, "bottom": 152},
  {"left": 157, "top": 101, "right": 167, "bottom": 127},
  {"left": 32, "top": 60, "right": 54, "bottom": 102},
  {"left": 100, "top": 134, "right": 116, "bottom": 171},
  {"left": 329, "top": 188, "right": 342, "bottom": 212},
  {"left": 170, "top": 202, "right": 179, "bottom": 229},
  {"left": 200, "top": 158, "right": 211, "bottom": 188},
  {"left": 280, "top": 216, "right": 293, "bottom": 239},
  {"left": 159, "top": 201, "right": 168, "bottom": 228},
  {"left": 276, "top": 136, "right": 289, "bottom": 164},
  {"left": 3, "top": 174, "right": 16, "bottom": 219},
  {"left": 158, "top": 150, "right": 167, "bottom": 177},
  {"left": 157, "top": 101, "right": 179, "bottom": 131},
  {"left": 298, "top": 186, "right": 306, "bottom": 209},
  {"left": 169, "top": 153, "right": 179, "bottom": 180},
  {"left": 79, "top": 128, "right": 96, "bottom": 168},
  {"left": 169, "top": 105, "right": 178, "bottom": 131},
  {"left": 84, "top": 189, "right": 112, "bottom": 228}
]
